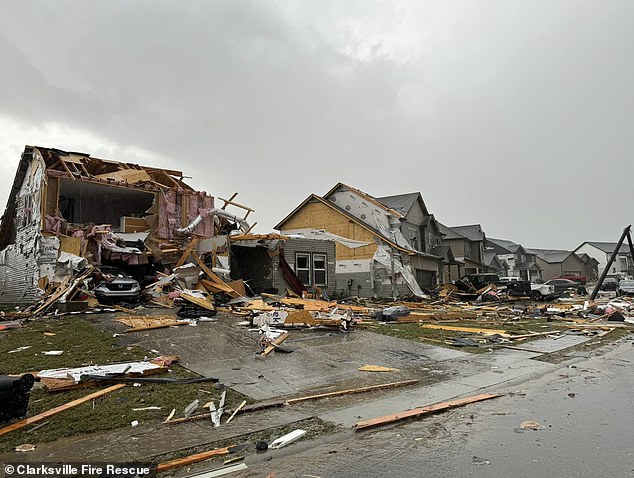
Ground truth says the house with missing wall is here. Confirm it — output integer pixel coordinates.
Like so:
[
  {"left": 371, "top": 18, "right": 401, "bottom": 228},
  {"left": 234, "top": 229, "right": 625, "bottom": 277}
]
[
  {"left": 274, "top": 183, "right": 446, "bottom": 299},
  {"left": 0, "top": 146, "right": 251, "bottom": 305}
]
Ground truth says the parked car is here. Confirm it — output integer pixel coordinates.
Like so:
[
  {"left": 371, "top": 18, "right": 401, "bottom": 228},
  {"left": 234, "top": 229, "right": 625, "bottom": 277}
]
[
  {"left": 600, "top": 277, "right": 619, "bottom": 291},
  {"left": 543, "top": 278, "right": 587, "bottom": 295},
  {"left": 554, "top": 275, "right": 587, "bottom": 285},
  {"left": 93, "top": 266, "right": 141, "bottom": 303},
  {"left": 616, "top": 279, "right": 634, "bottom": 297}
]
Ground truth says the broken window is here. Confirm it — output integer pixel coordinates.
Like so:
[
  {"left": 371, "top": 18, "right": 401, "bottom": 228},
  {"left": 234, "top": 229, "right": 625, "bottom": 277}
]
[{"left": 295, "top": 253, "right": 311, "bottom": 286}]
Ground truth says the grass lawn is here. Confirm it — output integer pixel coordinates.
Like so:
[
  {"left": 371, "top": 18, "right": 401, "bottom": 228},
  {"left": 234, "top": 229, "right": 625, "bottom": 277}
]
[{"left": 0, "top": 316, "right": 246, "bottom": 452}]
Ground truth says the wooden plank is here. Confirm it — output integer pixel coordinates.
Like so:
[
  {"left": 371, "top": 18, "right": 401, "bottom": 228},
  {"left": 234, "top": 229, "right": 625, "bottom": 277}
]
[
  {"left": 354, "top": 393, "right": 502, "bottom": 431},
  {"left": 218, "top": 196, "right": 255, "bottom": 212},
  {"left": 181, "top": 292, "right": 216, "bottom": 311},
  {"left": 220, "top": 192, "right": 238, "bottom": 210},
  {"left": 156, "top": 446, "right": 234, "bottom": 473},
  {"left": 358, "top": 365, "right": 400, "bottom": 373},
  {"left": 175, "top": 237, "right": 199, "bottom": 267},
  {"left": 0, "top": 384, "right": 126, "bottom": 437},
  {"left": 192, "top": 252, "right": 240, "bottom": 298},
  {"left": 226, "top": 280, "right": 246, "bottom": 297},
  {"left": 261, "top": 332, "right": 289, "bottom": 357},
  {"left": 285, "top": 379, "right": 418, "bottom": 405},
  {"left": 421, "top": 324, "right": 510, "bottom": 337}
]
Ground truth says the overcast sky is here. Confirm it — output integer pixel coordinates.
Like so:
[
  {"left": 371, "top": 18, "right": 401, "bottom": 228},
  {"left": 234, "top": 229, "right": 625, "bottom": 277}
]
[{"left": 1, "top": 0, "right": 633, "bottom": 250}]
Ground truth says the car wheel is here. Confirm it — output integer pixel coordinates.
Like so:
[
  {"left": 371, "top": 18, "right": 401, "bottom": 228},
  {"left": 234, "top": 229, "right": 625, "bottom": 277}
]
[{"left": 531, "top": 291, "right": 542, "bottom": 301}]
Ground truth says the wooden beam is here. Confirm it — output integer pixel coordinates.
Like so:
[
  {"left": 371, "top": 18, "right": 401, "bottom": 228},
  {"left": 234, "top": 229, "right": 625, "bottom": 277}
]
[
  {"left": 0, "top": 384, "right": 126, "bottom": 437},
  {"left": 156, "top": 446, "right": 234, "bottom": 473},
  {"left": 354, "top": 393, "right": 502, "bottom": 431},
  {"left": 420, "top": 324, "right": 510, "bottom": 337},
  {"left": 192, "top": 252, "right": 241, "bottom": 298},
  {"left": 175, "top": 237, "right": 200, "bottom": 267},
  {"left": 218, "top": 196, "right": 254, "bottom": 213},
  {"left": 220, "top": 192, "right": 238, "bottom": 210},
  {"left": 260, "top": 332, "right": 289, "bottom": 357},
  {"left": 286, "top": 379, "right": 418, "bottom": 405},
  {"left": 180, "top": 292, "right": 216, "bottom": 311}
]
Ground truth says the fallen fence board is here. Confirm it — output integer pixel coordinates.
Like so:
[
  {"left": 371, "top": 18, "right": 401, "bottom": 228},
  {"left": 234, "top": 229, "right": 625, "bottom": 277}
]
[
  {"left": 0, "top": 384, "right": 126, "bottom": 437},
  {"left": 354, "top": 393, "right": 502, "bottom": 431}
]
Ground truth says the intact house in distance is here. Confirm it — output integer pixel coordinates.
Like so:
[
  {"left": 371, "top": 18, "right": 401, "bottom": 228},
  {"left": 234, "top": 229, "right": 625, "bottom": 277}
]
[{"left": 275, "top": 183, "right": 461, "bottom": 299}]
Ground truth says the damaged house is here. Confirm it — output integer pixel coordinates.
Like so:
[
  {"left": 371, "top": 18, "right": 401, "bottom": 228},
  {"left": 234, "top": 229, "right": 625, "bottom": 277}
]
[
  {"left": 275, "top": 183, "right": 447, "bottom": 299},
  {"left": 0, "top": 146, "right": 251, "bottom": 306}
]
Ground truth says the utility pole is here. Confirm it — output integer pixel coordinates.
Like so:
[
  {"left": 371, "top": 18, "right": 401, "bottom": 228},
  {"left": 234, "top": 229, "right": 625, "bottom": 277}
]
[{"left": 590, "top": 225, "right": 634, "bottom": 300}]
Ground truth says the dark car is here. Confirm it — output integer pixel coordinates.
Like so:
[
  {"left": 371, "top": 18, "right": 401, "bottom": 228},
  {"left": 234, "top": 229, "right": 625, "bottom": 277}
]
[
  {"left": 455, "top": 273, "right": 500, "bottom": 291},
  {"left": 544, "top": 278, "right": 587, "bottom": 295},
  {"left": 601, "top": 277, "right": 619, "bottom": 291},
  {"left": 93, "top": 267, "right": 141, "bottom": 303},
  {"left": 616, "top": 279, "right": 634, "bottom": 297}
]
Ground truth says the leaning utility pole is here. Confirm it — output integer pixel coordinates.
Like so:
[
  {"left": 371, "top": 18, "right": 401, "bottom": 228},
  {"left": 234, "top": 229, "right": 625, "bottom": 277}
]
[{"left": 590, "top": 225, "right": 634, "bottom": 300}]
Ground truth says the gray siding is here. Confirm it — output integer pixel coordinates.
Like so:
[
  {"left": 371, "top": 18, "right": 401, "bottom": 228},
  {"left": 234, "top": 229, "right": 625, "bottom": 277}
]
[
  {"left": 272, "top": 238, "right": 336, "bottom": 294},
  {"left": 0, "top": 153, "right": 48, "bottom": 306}
]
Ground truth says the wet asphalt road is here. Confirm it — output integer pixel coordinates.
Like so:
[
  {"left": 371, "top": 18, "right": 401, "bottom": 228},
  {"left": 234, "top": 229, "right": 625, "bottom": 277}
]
[{"left": 237, "top": 335, "right": 634, "bottom": 478}]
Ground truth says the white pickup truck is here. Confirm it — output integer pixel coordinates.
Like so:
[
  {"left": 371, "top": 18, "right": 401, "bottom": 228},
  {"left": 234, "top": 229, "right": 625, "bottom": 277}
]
[{"left": 530, "top": 283, "right": 556, "bottom": 300}]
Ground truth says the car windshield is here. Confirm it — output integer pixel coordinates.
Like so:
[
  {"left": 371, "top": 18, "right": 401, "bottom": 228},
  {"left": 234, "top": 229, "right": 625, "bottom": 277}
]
[
  {"left": 100, "top": 268, "right": 129, "bottom": 278},
  {"left": 619, "top": 280, "right": 634, "bottom": 287}
]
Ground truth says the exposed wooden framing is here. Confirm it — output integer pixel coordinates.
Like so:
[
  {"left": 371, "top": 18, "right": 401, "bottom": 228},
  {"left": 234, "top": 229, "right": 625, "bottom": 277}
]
[
  {"left": 58, "top": 158, "right": 76, "bottom": 180},
  {"left": 220, "top": 193, "right": 238, "bottom": 210},
  {"left": 0, "top": 384, "right": 126, "bottom": 437},
  {"left": 353, "top": 393, "right": 502, "bottom": 431},
  {"left": 218, "top": 196, "right": 255, "bottom": 213},
  {"left": 156, "top": 446, "right": 235, "bottom": 473}
]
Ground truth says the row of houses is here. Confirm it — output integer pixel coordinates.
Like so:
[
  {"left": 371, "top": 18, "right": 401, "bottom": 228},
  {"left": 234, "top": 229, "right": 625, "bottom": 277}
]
[
  {"left": 0, "top": 146, "right": 628, "bottom": 304},
  {"left": 272, "top": 182, "right": 610, "bottom": 297}
]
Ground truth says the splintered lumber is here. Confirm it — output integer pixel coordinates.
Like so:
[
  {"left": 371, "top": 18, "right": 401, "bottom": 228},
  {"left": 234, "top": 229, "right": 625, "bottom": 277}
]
[
  {"left": 0, "top": 384, "right": 126, "bottom": 437},
  {"left": 180, "top": 292, "right": 216, "bottom": 311},
  {"left": 167, "top": 380, "right": 419, "bottom": 425},
  {"left": 192, "top": 252, "right": 240, "bottom": 298},
  {"left": 166, "top": 399, "right": 287, "bottom": 424},
  {"left": 285, "top": 379, "right": 418, "bottom": 405},
  {"left": 421, "top": 324, "right": 510, "bottom": 337},
  {"left": 261, "top": 332, "right": 289, "bottom": 357},
  {"left": 156, "top": 446, "right": 235, "bottom": 472},
  {"left": 353, "top": 393, "right": 502, "bottom": 431},
  {"left": 116, "top": 316, "right": 189, "bottom": 332},
  {"left": 175, "top": 237, "right": 200, "bottom": 267}
]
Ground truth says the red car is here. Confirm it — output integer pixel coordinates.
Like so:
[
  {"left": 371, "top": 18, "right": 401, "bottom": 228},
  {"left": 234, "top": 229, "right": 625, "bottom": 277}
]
[{"left": 554, "top": 275, "right": 587, "bottom": 285}]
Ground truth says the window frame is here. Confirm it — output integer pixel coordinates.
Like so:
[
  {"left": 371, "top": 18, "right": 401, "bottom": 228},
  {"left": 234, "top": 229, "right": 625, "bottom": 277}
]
[
  {"left": 295, "top": 253, "right": 312, "bottom": 286},
  {"left": 312, "top": 253, "right": 327, "bottom": 287}
]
